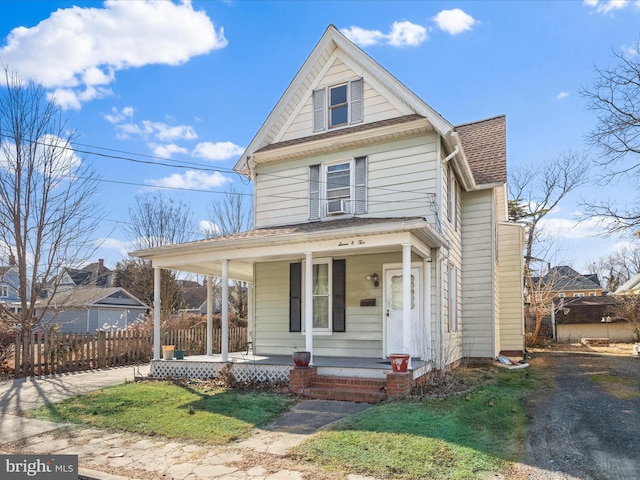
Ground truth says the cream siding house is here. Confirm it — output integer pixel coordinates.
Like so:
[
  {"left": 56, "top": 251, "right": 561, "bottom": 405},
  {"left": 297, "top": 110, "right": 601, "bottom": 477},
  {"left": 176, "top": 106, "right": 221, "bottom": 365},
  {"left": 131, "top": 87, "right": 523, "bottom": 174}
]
[{"left": 132, "top": 25, "right": 524, "bottom": 372}]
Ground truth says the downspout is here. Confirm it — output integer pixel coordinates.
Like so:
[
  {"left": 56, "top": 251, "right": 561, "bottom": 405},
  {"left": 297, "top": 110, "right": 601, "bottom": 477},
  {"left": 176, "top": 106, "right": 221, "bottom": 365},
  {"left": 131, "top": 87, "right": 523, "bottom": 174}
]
[{"left": 443, "top": 144, "right": 460, "bottom": 164}]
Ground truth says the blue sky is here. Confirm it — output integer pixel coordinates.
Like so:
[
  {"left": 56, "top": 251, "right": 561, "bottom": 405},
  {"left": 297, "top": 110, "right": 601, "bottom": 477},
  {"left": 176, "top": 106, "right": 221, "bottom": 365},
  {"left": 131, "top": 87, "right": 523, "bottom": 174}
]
[{"left": 0, "top": 0, "right": 638, "bottom": 274}]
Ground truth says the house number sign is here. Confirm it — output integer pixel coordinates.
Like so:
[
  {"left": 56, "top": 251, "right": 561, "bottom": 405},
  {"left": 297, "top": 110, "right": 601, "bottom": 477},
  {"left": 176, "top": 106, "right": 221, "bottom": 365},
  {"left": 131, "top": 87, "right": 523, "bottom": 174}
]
[{"left": 337, "top": 239, "right": 365, "bottom": 247}]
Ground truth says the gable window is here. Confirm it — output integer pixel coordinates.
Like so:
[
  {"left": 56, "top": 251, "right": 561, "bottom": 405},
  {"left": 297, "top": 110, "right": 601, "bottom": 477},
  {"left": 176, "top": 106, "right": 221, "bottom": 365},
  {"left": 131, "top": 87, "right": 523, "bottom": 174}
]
[
  {"left": 313, "top": 78, "right": 363, "bottom": 132},
  {"left": 309, "top": 157, "right": 367, "bottom": 220}
]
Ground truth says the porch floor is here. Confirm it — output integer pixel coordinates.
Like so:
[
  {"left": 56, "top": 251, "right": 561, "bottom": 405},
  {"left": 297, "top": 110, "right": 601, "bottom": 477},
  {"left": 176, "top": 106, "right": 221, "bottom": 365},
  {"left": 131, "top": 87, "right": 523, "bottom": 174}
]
[{"left": 150, "top": 352, "right": 432, "bottom": 382}]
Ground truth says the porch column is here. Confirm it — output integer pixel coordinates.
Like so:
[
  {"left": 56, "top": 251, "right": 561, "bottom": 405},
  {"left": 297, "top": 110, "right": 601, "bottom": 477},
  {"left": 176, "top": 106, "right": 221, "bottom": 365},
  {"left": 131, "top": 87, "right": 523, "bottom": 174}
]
[
  {"left": 221, "top": 259, "right": 229, "bottom": 362},
  {"left": 304, "top": 251, "right": 314, "bottom": 364},
  {"left": 153, "top": 266, "right": 161, "bottom": 360},
  {"left": 206, "top": 275, "right": 213, "bottom": 356},
  {"left": 247, "top": 281, "right": 254, "bottom": 354},
  {"left": 402, "top": 243, "right": 412, "bottom": 369}
]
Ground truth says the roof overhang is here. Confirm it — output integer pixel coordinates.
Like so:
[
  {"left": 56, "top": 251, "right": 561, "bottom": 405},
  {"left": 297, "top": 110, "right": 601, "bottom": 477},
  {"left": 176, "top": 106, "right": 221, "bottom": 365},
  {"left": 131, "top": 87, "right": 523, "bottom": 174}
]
[{"left": 130, "top": 218, "right": 448, "bottom": 281}]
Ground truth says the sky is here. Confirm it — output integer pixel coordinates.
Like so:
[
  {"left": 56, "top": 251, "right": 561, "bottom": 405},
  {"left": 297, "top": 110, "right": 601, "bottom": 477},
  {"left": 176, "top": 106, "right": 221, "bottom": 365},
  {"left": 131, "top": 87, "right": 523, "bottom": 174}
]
[{"left": 0, "top": 0, "right": 639, "bottom": 275}]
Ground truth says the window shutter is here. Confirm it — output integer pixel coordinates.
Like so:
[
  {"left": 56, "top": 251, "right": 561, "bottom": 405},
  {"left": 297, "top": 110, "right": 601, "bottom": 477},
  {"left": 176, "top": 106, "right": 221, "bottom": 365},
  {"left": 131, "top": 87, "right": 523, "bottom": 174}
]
[
  {"left": 309, "top": 164, "right": 320, "bottom": 220},
  {"left": 349, "top": 78, "right": 363, "bottom": 124},
  {"left": 332, "top": 259, "right": 346, "bottom": 332},
  {"left": 354, "top": 156, "right": 367, "bottom": 214},
  {"left": 289, "top": 262, "right": 302, "bottom": 332},
  {"left": 313, "top": 88, "right": 326, "bottom": 132}
]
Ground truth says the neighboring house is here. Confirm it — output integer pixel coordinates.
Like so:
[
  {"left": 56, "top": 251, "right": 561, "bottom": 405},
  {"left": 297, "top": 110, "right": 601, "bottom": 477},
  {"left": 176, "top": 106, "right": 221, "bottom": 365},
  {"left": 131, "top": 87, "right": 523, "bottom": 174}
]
[
  {"left": 57, "top": 259, "right": 113, "bottom": 291},
  {"left": 37, "top": 287, "right": 148, "bottom": 334},
  {"left": 532, "top": 265, "right": 603, "bottom": 300},
  {"left": 132, "top": 25, "right": 525, "bottom": 367},
  {"left": 554, "top": 296, "right": 636, "bottom": 343},
  {"left": 613, "top": 273, "right": 640, "bottom": 295},
  {"left": 0, "top": 255, "right": 29, "bottom": 313}
]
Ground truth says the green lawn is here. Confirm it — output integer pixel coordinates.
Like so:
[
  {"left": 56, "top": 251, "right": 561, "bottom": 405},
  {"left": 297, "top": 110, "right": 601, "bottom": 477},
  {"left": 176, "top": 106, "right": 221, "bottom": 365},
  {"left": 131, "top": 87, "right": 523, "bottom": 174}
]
[
  {"left": 292, "top": 366, "right": 547, "bottom": 480},
  {"left": 28, "top": 381, "right": 295, "bottom": 445}
]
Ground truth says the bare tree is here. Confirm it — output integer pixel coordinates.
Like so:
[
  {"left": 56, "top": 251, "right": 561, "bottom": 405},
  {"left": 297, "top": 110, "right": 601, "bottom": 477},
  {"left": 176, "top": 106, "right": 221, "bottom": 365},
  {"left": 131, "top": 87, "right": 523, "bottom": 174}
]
[
  {"left": 124, "top": 193, "right": 198, "bottom": 317},
  {"left": 204, "top": 186, "right": 253, "bottom": 237},
  {"left": 587, "top": 243, "right": 640, "bottom": 291},
  {"left": 204, "top": 187, "right": 253, "bottom": 319},
  {"left": 582, "top": 39, "right": 640, "bottom": 233},
  {"left": 606, "top": 295, "right": 640, "bottom": 342},
  {"left": 509, "top": 151, "right": 589, "bottom": 343},
  {"left": 126, "top": 193, "right": 197, "bottom": 249},
  {"left": 0, "top": 70, "right": 101, "bottom": 333}
]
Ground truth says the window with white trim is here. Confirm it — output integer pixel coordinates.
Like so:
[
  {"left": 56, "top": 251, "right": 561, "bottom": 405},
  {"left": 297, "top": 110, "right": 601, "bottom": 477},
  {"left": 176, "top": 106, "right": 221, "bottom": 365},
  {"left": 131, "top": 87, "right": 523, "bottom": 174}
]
[
  {"left": 558, "top": 293, "right": 566, "bottom": 298},
  {"left": 0, "top": 285, "right": 7, "bottom": 297},
  {"left": 313, "top": 78, "right": 363, "bottom": 132},
  {"left": 573, "top": 293, "right": 585, "bottom": 297},
  {"left": 309, "top": 157, "right": 367, "bottom": 220}
]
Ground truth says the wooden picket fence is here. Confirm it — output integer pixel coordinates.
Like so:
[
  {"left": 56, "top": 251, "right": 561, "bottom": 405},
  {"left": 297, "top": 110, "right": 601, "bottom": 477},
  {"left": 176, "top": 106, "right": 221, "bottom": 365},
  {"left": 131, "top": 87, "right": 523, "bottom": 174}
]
[{"left": 14, "top": 327, "right": 247, "bottom": 377}]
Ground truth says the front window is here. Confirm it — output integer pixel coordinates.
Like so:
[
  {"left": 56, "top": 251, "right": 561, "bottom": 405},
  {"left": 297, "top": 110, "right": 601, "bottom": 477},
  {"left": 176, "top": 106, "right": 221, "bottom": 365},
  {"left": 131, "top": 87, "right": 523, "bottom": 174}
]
[
  {"left": 329, "top": 84, "right": 348, "bottom": 128},
  {"left": 312, "top": 263, "right": 330, "bottom": 329},
  {"left": 325, "top": 161, "right": 353, "bottom": 215}
]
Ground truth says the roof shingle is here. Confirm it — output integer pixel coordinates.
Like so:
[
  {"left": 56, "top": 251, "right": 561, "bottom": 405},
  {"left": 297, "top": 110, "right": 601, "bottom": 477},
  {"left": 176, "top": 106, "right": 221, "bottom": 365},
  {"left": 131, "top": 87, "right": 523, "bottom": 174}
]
[{"left": 455, "top": 115, "right": 507, "bottom": 186}]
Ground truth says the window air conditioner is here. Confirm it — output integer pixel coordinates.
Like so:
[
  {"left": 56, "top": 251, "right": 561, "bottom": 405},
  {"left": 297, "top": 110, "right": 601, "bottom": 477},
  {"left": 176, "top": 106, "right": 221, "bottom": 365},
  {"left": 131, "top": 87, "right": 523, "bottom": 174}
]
[{"left": 327, "top": 199, "right": 348, "bottom": 215}]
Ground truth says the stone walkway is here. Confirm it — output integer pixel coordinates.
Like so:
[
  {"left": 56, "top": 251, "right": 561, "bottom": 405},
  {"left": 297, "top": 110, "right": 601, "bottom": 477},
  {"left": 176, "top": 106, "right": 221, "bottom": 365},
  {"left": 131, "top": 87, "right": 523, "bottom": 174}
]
[{"left": 0, "top": 366, "right": 377, "bottom": 480}]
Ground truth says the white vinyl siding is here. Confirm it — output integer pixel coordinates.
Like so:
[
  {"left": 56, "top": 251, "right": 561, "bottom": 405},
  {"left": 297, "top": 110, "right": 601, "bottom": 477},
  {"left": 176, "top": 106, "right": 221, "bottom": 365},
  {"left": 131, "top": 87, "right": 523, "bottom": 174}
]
[
  {"left": 254, "top": 135, "right": 439, "bottom": 228},
  {"left": 461, "top": 189, "right": 496, "bottom": 359},
  {"left": 498, "top": 222, "right": 525, "bottom": 353},
  {"left": 279, "top": 55, "right": 404, "bottom": 142},
  {"left": 254, "top": 252, "right": 407, "bottom": 358}
]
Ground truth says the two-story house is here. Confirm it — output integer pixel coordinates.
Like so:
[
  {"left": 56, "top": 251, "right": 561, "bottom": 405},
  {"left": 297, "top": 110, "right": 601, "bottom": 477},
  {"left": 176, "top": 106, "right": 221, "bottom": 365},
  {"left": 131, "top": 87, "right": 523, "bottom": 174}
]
[
  {"left": 0, "top": 255, "right": 27, "bottom": 313},
  {"left": 132, "top": 26, "right": 524, "bottom": 382}
]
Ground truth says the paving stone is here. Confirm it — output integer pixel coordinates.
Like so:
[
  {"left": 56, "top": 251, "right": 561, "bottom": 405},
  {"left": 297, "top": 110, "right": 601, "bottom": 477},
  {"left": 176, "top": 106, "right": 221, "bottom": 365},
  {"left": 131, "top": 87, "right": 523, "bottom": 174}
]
[{"left": 265, "top": 470, "right": 304, "bottom": 480}]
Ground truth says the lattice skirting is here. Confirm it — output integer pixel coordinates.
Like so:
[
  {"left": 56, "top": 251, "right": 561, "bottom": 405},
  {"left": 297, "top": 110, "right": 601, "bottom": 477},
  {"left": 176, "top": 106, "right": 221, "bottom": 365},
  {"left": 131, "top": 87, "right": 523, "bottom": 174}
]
[{"left": 149, "top": 360, "right": 290, "bottom": 382}]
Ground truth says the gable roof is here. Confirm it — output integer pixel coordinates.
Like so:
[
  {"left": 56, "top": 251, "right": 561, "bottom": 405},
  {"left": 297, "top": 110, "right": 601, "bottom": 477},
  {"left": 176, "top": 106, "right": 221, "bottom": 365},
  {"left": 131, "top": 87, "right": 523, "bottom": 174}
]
[
  {"left": 235, "top": 24, "right": 454, "bottom": 178},
  {"left": 65, "top": 260, "right": 112, "bottom": 287},
  {"left": 42, "top": 287, "right": 148, "bottom": 309},
  {"left": 554, "top": 296, "right": 621, "bottom": 324},
  {"left": 534, "top": 265, "right": 602, "bottom": 292},
  {"left": 455, "top": 115, "right": 507, "bottom": 186}
]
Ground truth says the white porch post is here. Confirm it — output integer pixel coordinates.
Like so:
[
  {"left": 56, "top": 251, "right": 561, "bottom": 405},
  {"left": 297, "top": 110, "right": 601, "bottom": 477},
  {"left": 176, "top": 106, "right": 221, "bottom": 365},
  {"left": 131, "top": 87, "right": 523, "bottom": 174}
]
[
  {"left": 402, "top": 243, "right": 412, "bottom": 368},
  {"left": 206, "top": 275, "right": 213, "bottom": 356},
  {"left": 221, "top": 259, "right": 229, "bottom": 362},
  {"left": 153, "top": 266, "right": 161, "bottom": 360},
  {"left": 247, "top": 281, "right": 254, "bottom": 353},
  {"left": 304, "top": 251, "right": 314, "bottom": 364}
]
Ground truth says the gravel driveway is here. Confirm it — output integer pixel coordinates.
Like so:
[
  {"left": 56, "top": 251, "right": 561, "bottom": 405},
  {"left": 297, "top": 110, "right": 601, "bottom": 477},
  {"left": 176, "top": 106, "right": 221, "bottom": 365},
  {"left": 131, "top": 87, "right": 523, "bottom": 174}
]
[{"left": 510, "top": 351, "right": 640, "bottom": 480}]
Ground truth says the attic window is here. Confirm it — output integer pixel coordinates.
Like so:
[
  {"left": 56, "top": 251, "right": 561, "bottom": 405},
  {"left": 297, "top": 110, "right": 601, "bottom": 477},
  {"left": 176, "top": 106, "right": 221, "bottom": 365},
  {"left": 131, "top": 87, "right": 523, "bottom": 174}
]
[
  {"left": 329, "top": 84, "right": 348, "bottom": 127},
  {"left": 313, "top": 78, "right": 363, "bottom": 132}
]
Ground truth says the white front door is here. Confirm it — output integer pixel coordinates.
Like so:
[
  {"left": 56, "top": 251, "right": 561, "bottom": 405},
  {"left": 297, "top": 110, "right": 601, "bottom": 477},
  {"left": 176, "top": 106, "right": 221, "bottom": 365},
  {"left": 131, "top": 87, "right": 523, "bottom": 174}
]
[{"left": 385, "top": 267, "right": 421, "bottom": 357}]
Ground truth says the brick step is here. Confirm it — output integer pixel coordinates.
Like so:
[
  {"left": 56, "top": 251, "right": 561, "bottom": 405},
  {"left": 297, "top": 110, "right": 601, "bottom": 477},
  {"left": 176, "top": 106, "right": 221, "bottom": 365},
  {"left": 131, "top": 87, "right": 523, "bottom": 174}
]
[
  {"left": 302, "top": 375, "right": 387, "bottom": 403},
  {"left": 302, "top": 386, "right": 386, "bottom": 403}
]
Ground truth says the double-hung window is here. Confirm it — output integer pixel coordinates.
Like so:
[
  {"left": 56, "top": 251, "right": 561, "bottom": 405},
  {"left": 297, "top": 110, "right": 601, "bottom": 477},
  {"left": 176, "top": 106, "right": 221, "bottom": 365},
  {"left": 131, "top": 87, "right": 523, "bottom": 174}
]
[
  {"left": 313, "top": 78, "right": 363, "bottom": 132},
  {"left": 309, "top": 157, "right": 367, "bottom": 219}
]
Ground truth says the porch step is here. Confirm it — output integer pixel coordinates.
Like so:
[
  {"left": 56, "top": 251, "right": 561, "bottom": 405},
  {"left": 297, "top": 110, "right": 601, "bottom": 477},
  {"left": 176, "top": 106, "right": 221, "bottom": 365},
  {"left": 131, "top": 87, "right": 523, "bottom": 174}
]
[{"left": 303, "top": 375, "right": 387, "bottom": 403}]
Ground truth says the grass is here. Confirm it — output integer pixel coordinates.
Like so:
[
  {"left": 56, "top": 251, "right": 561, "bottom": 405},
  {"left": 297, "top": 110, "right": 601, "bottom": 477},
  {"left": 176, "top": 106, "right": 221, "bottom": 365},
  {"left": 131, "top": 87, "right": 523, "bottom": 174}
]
[
  {"left": 27, "top": 381, "right": 295, "bottom": 445},
  {"left": 293, "top": 365, "right": 549, "bottom": 480},
  {"left": 589, "top": 373, "right": 640, "bottom": 400}
]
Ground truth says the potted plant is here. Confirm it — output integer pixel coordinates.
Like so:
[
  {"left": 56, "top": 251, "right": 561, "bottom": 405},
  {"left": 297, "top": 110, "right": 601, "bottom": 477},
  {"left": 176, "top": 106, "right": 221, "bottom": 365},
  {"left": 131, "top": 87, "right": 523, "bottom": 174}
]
[
  {"left": 174, "top": 349, "right": 185, "bottom": 360},
  {"left": 389, "top": 353, "right": 410, "bottom": 372},
  {"left": 161, "top": 345, "right": 175, "bottom": 360},
  {"left": 292, "top": 350, "right": 311, "bottom": 368}
]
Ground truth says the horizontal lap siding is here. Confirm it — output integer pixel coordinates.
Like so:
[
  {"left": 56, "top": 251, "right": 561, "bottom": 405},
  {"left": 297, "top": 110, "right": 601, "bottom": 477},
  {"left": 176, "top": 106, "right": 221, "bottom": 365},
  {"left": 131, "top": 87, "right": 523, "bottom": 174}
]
[
  {"left": 254, "top": 253, "right": 403, "bottom": 357},
  {"left": 498, "top": 222, "right": 525, "bottom": 352},
  {"left": 461, "top": 190, "right": 495, "bottom": 358},
  {"left": 255, "top": 163, "right": 309, "bottom": 228}
]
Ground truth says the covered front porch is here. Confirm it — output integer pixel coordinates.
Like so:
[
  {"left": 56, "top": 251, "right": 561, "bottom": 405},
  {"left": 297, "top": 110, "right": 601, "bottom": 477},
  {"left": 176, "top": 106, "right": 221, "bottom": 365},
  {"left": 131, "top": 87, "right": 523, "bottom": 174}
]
[{"left": 132, "top": 217, "right": 449, "bottom": 401}]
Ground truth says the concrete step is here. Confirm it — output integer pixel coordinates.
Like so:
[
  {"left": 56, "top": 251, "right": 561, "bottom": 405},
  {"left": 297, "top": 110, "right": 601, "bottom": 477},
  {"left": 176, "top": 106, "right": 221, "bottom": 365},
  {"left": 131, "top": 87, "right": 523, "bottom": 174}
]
[{"left": 302, "top": 375, "right": 387, "bottom": 403}]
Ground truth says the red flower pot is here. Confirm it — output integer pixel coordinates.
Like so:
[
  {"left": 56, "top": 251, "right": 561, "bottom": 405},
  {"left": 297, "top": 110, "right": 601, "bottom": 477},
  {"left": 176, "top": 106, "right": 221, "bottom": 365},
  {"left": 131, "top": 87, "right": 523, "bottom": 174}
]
[
  {"left": 293, "top": 351, "right": 311, "bottom": 368},
  {"left": 390, "top": 354, "right": 410, "bottom": 372}
]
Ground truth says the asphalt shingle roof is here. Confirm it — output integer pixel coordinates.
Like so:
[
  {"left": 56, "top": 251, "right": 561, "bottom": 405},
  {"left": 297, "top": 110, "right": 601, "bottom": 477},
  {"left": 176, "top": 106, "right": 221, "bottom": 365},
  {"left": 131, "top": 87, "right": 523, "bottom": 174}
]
[{"left": 455, "top": 115, "right": 507, "bottom": 186}]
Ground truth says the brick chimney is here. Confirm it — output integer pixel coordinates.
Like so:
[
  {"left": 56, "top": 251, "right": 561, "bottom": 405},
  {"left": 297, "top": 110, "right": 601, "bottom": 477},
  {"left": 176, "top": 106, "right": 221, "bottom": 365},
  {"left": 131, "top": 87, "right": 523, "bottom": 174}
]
[{"left": 98, "top": 258, "right": 105, "bottom": 276}]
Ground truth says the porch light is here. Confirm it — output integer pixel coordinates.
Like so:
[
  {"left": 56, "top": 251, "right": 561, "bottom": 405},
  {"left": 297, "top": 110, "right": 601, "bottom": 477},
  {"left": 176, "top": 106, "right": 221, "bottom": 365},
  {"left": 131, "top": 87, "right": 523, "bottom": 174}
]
[{"left": 366, "top": 273, "right": 379, "bottom": 287}]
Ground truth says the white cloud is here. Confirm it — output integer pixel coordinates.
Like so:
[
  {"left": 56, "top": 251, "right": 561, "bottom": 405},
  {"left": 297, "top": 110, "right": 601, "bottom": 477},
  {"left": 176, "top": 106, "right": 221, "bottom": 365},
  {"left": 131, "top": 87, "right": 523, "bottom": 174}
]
[
  {"left": 538, "top": 216, "right": 615, "bottom": 239},
  {"left": 433, "top": 9, "right": 477, "bottom": 35},
  {"left": 116, "top": 120, "right": 198, "bottom": 142},
  {"left": 199, "top": 220, "right": 221, "bottom": 236},
  {"left": 583, "top": 0, "right": 630, "bottom": 14},
  {"left": 146, "top": 170, "right": 230, "bottom": 190},
  {"left": 103, "top": 106, "right": 134, "bottom": 125},
  {"left": 341, "top": 21, "right": 427, "bottom": 47},
  {"left": 0, "top": 134, "right": 81, "bottom": 179},
  {"left": 149, "top": 143, "right": 189, "bottom": 159},
  {"left": 557, "top": 91, "right": 569, "bottom": 100},
  {"left": 0, "top": 0, "right": 227, "bottom": 109},
  {"left": 192, "top": 141, "right": 244, "bottom": 161}
]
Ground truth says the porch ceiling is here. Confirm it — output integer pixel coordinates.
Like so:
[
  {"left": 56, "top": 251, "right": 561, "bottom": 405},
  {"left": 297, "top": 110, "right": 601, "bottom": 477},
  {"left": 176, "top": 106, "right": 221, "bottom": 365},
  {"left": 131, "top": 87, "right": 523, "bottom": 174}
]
[{"left": 130, "top": 217, "right": 447, "bottom": 281}]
